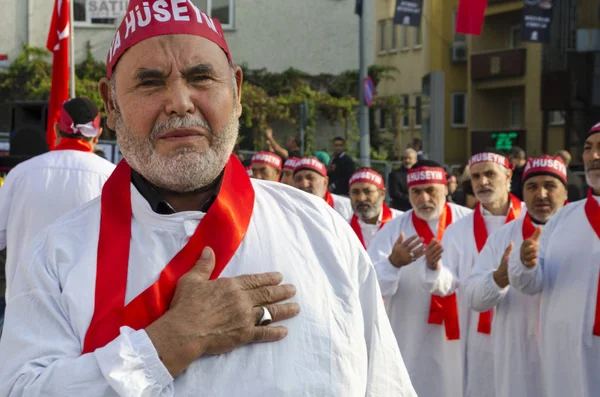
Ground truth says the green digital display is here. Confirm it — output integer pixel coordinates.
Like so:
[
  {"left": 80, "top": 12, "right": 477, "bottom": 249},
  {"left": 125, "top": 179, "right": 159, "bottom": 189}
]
[{"left": 490, "top": 132, "right": 519, "bottom": 151}]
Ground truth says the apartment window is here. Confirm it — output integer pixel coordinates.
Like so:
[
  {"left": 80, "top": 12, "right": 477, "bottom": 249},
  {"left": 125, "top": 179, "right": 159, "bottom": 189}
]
[
  {"left": 414, "top": 25, "right": 422, "bottom": 47},
  {"left": 415, "top": 95, "right": 422, "bottom": 127},
  {"left": 509, "top": 99, "right": 522, "bottom": 128},
  {"left": 451, "top": 93, "right": 467, "bottom": 127},
  {"left": 510, "top": 25, "right": 521, "bottom": 48},
  {"left": 549, "top": 111, "right": 565, "bottom": 125},
  {"left": 375, "top": 108, "right": 389, "bottom": 130},
  {"left": 379, "top": 20, "right": 387, "bottom": 53},
  {"left": 74, "top": 0, "right": 235, "bottom": 28},
  {"left": 452, "top": 10, "right": 467, "bottom": 43},
  {"left": 401, "top": 94, "right": 410, "bottom": 127},
  {"left": 402, "top": 25, "right": 409, "bottom": 49},
  {"left": 391, "top": 22, "right": 398, "bottom": 51}
]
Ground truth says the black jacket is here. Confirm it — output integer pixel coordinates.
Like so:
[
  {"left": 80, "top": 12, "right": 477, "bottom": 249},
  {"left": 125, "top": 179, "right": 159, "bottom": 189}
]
[
  {"left": 511, "top": 166, "right": 525, "bottom": 201},
  {"left": 566, "top": 169, "right": 586, "bottom": 202},
  {"left": 328, "top": 152, "right": 355, "bottom": 196},
  {"left": 389, "top": 166, "right": 412, "bottom": 211}
]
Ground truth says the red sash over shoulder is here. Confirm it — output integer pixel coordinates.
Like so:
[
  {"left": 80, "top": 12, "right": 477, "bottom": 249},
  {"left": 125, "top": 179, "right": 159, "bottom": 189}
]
[
  {"left": 412, "top": 204, "right": 460, "bottom": 340},
  {"left": 83, "top": 154, "right": 254, "bottom": 353},
  {"left": 473, "top": 194, "right": 522, "bottom": 334},
  {"left": 584, "top": 189, "right": 600, "bottom": 337}
]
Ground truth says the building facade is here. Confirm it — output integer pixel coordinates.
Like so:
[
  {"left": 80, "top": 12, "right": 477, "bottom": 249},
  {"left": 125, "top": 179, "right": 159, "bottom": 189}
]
[
  {"left": 374, "top": 0, "right": 468, "bottom": 165},
  {"left": 1, "top": 0, "right": 375, "bottom": 75}
]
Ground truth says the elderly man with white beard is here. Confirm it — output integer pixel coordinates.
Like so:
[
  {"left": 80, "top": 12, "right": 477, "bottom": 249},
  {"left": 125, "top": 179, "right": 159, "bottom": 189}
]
[
  {"left": 509, "top": 124, "right": 600, "bottom": 397},
  {"left": 368, "top": 160, "right": 471, "bottom": 397},
  {"left": 465, "top": 155, "right": 569, "bottom": 397},
  {"left": 424, "top": 152, "right": 525, "bottom": 397},
  {"left": 0, "top": 1, "right": 417, "bottom": 396},
  {"left": 348, "top": 168, "right": 402, "bottom": 249},
  {"left": 293, "top": 157, "right": 353, "bottom": 220}
]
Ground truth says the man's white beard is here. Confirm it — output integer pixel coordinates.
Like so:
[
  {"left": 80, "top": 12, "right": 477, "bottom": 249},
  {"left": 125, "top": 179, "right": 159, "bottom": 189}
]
[
  {"left": 115, "top": 109, "right": 239, "bottom": 193},
  {"left": 585, "top": 164, "right": 600, "bottom": 192},
  {"left": 354, "top": 198, "right": 384, "bottom": 221},
  {"left": 414, "top": 204, "right": 443, "bottom": 221}
]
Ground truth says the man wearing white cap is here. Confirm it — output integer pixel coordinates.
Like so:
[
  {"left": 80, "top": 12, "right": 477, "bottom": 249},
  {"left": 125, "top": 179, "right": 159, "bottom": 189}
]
[
  {"left": 280, "top": 157, "right": 298, "bottom": 186},
  {"left": 0, "top": 97, "right": 115, "bottom": 298},
  {"left": 510, "top": 124, "right": 600, "bottom": 397},
  {"left": 424, "top": 151, "right": 525, "bottom": 397},
  {"left": 250, "top": 151, "right": 282, "bottom": 182},
  {"left": 294, "top": 157, "right": 353, "bottom": 220},
  {"left": 348, "top": 168, "right": 402, "bottom": 249},
  {"left": 0, "top": 2, "right": 416, "bottom": 396},
  {"left": 466, "top": 155, "right": 568, "bottom": 397},
  {"left": 368, "top": 160, "right": 471, "bottom": 397}
]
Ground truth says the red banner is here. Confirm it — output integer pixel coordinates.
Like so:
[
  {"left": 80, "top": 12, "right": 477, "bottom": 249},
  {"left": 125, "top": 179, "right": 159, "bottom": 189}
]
[{"left": 456, "top": 0, "right": 488, "bottom": 36}]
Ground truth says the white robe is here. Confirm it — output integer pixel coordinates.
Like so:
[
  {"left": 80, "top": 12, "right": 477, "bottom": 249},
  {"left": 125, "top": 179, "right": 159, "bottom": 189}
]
[
  {"left": 0, "top": 179, "right": 417, "bottom": 397},
  {"left": 331, "top": 193, "right": 353, "bottom": 220},
  {"left": 508, "top": 197, "right": 600, "bottom": 397},
  {"left": 368, "top": 203, "right": 471, "bottom": 397},
  {"left": 423, "top": 202, "right": 525, "bottom": 397},
  {"left": 353, "top": 207, "right": 403, "bottom": 249},
  {"left": 465, "top": 215, "right": 544, "bottom": 397},
  {"left": 0, "top": 149, "right": 115, "bottom": 298}
]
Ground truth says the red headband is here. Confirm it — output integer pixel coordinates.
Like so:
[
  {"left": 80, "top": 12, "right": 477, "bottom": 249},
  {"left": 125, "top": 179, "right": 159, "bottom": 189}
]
[
  {"left": 407, "top": 166, "right": 447, "bottom": 188},
  {"left": 589, "top": 122, "right": 600, "bottom": 138},
  {"left": 522, "top": 155, "right": 567, "bottom": 185},
  {"left": 294, "top": 157, "right": 327, "bottom": 178},
  {"left": 58, "top": 105, "right": 101, "bottom": 138},
  {"left": 283, "top": 157, "right": 299, "bottom": 171},
  {"left": 349, "top": 169, "right": 385, "bottom": 189},
  {"left": 106, "top": 0, "right": 231, "bottom": 78},
  {"left": 469, "top": 152, "right": 510, "bottom": 169},
  {"left": 251, "top": 151, "right": 282, "bottom": 170}
]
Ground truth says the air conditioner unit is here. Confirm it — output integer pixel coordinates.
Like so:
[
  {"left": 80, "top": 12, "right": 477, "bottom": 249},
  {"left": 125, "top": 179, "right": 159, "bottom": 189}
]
[{"left": 452, "top": 42, "right": 467, "bottom": 63}]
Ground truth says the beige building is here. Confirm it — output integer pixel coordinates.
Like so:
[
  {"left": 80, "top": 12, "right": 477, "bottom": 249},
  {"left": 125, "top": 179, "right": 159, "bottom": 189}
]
[
  {"left": 374, "top": 0, "right": 469, "bottom": 165},
  {"left": 467, "top": 0, "right": 564, "bottom": 158}
]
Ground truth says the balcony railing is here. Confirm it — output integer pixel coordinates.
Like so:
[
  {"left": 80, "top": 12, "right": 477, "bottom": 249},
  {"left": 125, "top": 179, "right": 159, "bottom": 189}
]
[{"left": 471, "top": 48, "right": 527, "bottom": 81}]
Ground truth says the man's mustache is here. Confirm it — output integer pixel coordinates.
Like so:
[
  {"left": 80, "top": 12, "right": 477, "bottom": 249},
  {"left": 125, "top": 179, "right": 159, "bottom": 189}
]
[
  {"left": 586, "top": 160, "right": 600, "bottom": 171},
  {"left": 151, "top": 115, "right": 212, "bottom": 139}
]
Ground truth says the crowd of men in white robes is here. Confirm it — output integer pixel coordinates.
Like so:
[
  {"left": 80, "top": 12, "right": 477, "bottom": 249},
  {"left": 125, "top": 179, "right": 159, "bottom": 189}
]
[{"left": 1, "top": 1, "right": 600, "bottom": 395}]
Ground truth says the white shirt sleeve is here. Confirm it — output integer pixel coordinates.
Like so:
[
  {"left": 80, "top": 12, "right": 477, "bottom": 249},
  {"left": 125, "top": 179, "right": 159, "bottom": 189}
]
[
  {"left": 465, "top": 233, "right": 510, "bottom": 312},
  {"left": 367, "top": 223, "right": 403, "bottom": 298},
  {"left": 421, "top": 231, "right": 460, "bottom": 296},
  {"left": 0, "top": 231, "right": 174, "bottom": 397},
  {"left": 508, "top": 224, "right": 547, "bottom": 296},
  {"left": 0, "top": 169, "right": 16, "bottom": 250},
  {"left": 356, "top": 246, "right": 417, "bottom": 396}
]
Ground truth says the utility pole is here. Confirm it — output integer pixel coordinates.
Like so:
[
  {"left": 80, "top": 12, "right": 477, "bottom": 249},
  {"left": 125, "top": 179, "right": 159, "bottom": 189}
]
[{"left": 357, "top": 0, "right": 371, "bottom": 167}]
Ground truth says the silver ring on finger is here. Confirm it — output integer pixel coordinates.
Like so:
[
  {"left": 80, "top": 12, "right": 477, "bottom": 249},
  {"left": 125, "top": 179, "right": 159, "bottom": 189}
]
[
  {"left": 409, "top": 251, "right": 416, "bottom": 262},
  {"left": 256, "top": 306, "right": 273, "bottom": 326}
]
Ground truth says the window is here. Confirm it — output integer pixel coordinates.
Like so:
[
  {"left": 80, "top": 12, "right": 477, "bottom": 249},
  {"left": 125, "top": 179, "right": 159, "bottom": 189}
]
[
  {"left": 74, "top": 0, "right": 234, "bottom": 28},
  {"left": 402, "top": 25, "right": 409, "bottom": 49},
  {"left": 509, "top": 98, "right": 522, "bottom": 128},
  {"left": 549, "top": 111, "right": 565, "bottom": 125},
  {"left": 415, "top": 95, "right": 422, "bottom": 127},
  {"left": 391, "top": 22, "right": 398, "bottom": 51},
  {"left": 452, "top": 10, "right": 466, "bottom": 43},
  {"left": 451, "top": 93, "right": 467, "bottom": 127},
  {"left": 414, "top": 24, "right": 422, "bottom": 47},
  {"left": 379, "top": 20, "right": 387, "bottom": 53},
  {"left": 375, "top": 108, "right": 388, "bottom": 130},
  {"left": 510, "top": 25, "right": 521, "bottom": 48},
  {"left": 401, "top": 94, "right": 410, "bottom": 128}
]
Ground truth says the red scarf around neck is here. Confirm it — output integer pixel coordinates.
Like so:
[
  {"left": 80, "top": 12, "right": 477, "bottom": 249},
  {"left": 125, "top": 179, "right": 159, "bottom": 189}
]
[
  {"left": 412, "top": 204, "right": 460, "bottom": 340},
  {"left": 584, "top": 189, "right": 600, "bottom": 336},
  {"left": 324, "top": 191, "right": 335, "bottom": 208},
  {"left": 474, "top": 193, "right": 522, "bottom": 334},
  {"left": 53, "top": 138, "right": 94, "bottom": 153},
  {"left": 350, "top": 204, "right": 393, "bottom": 249},
  {"left": 82, "top": 154, "right": 255, "bottom": 353},
  {"left": 522, "top": 212, "right": 536, "bottom": 241}
]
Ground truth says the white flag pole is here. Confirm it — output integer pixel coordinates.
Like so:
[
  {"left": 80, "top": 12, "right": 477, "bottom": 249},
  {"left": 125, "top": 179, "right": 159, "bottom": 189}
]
[{"left": 69, "top": 0, "right": 76, "bottom": 98}]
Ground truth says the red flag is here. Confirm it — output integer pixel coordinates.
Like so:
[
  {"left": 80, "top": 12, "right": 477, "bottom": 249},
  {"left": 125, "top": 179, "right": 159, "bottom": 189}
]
[
  {"left": 456, "top": 0, "right": 488, "bottom": 36},
  {"left": 46, "top": 0, "right": 71, "bottom": 150}
]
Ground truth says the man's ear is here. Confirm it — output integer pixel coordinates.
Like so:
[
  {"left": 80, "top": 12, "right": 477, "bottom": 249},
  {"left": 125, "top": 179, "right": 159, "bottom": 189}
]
[
  {"left": 99, "top": 77, "right": 117, "bottom": 131},
  {"left": 233, "top": 65, "right": 243, "bottom": 119}
]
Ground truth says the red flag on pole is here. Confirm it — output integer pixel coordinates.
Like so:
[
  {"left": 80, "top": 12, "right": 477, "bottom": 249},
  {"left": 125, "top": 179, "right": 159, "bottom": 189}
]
[
  {"left": 46, "top": 0, "right": 71, "bottom": 150},
  {"left": 456, "top": 0, "right": 488, "bottom": 36}
]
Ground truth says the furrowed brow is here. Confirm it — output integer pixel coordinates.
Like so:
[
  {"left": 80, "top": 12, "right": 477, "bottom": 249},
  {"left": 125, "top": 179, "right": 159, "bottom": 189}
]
[
  {"left": 182, "top": 64, "right": 216, "bottom": 78},
  {"left": 134, "top": 68, "right": 168, "bottom": 82}
]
